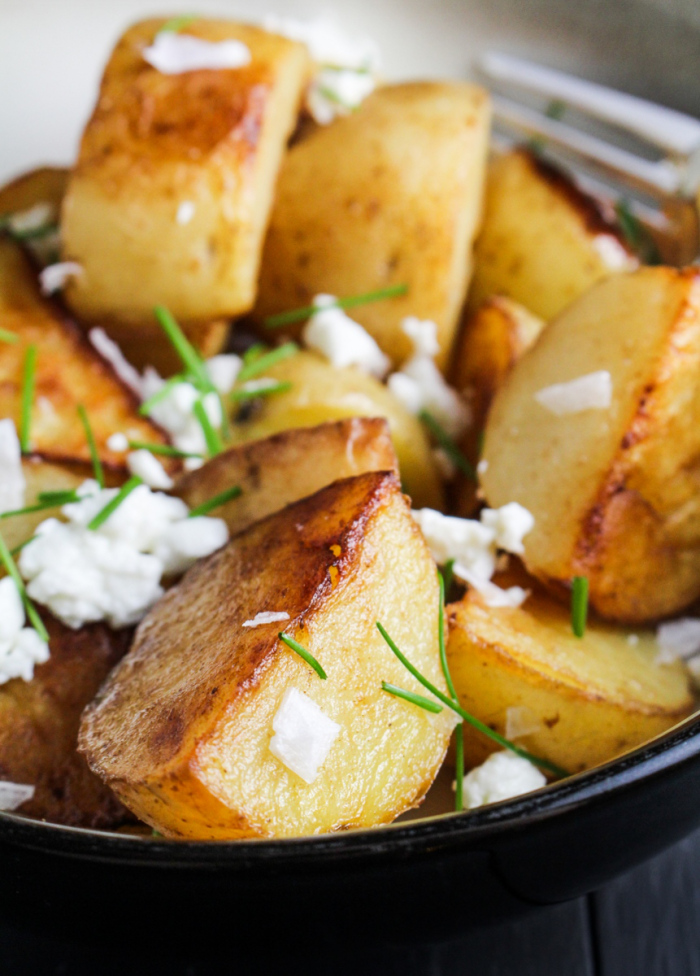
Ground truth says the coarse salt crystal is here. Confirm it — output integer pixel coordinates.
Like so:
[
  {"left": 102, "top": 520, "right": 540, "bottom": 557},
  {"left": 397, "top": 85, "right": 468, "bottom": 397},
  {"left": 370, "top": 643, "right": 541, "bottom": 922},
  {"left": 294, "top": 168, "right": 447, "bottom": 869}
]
[
  {"left": 534, "top": 371, "right": 612, "bottom": 416},
  {"left": 143, "top": 32, "right": 252, "bottom": 75},
  {"left": 176, "top": 201, "right": 196, "bottom": 225},
  {"left": 242, "top": 611, "right": 291, "bottom": 628},
  {"left": 39, "top": 262, "right": 84, "bottom": 296},
  {"left": 269, "top": 687, "right": 341, "bottom": 784},
  {"left": 656, "top": 618, "right": 700, "bottom": 664}
]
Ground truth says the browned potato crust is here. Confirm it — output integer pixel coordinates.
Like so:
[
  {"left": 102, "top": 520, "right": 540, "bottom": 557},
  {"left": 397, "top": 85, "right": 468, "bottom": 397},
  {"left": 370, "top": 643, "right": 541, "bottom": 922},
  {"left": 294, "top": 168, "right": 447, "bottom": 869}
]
[
  {"left": 175, "top": 418, "right": 398, "bottom": 536},
  {"left": 79, "top": 472, "right": 455, "bottom": 839},
  {"left": 0, "top": 167, "right": 68, "bottom": 216}
]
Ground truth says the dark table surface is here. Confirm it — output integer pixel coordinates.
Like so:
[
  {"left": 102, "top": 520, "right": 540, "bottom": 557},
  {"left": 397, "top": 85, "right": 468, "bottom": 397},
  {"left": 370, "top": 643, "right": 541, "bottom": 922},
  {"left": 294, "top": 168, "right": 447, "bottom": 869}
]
[{"left": 4, "top": 825, "right": 700, "bottom": 975}]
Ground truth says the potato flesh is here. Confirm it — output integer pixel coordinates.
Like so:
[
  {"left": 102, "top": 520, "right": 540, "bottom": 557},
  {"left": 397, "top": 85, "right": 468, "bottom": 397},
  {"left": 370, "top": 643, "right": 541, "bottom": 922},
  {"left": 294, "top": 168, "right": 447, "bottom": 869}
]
[
  {"left": 468, "top": 150, "right": 636, "bottom": 320},
  {"left": 79, "top": 472, "right": 455, "bottom": 839},
  {"left": 482, "top": 267, "right": 700, "bottom": 621},
  {"left": 254, "top": 82, "right": 491, "bottom": 370},
  {"left": 447, "top": 589, "right": 693, "bottom": 774}
]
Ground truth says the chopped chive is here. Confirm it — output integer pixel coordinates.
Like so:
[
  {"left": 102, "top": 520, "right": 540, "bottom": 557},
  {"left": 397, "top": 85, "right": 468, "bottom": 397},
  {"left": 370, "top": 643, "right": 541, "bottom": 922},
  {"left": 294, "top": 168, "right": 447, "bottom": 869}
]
[
  {"left": 278, "top": 632, "right": 327, "bottom": 680},
  {"left": 87, "top": 477, "right": 142, "bottom": 532},
  {"left": 19, "top": 344, "right": 37, "bottom": 453},
  {"left": 0, "top": 531, "right": 48, "bottom": 642},
  {"left": 316, "top": 86, "right": 358, "bottom": 110},
  {"left": 188, "top": 485, "right": 242, "bottom": 518},
  {"left": 153, "top": 306, "right": 214, "bottom": 393},
  {"left": 237, "top": 342, "right": 299, "bottom": 383},
  {"left": 442, "top": 559, "right": 455, "bottom": 598},
  {"left": 0, "top": 327, "right": 18, "bottom": 344},
  {"left": 10, "top": 222, "right": 59, "bottom": 242},
  {"left": 264, "top": 284, "right": 409, "bottom": 329},
  {"left": 571, "top": 576, "right": 589, "bottom": 639},
  {"left": 193, "top": 399, "right": 223, "bottom": 457},
  {"left": 381, "top": 681, "right": 443, "bottom": 714},
  {"left": 139, "top": 375, "right": 185, "bottom": 417},
  {"left": 614, "top": 199, "right": 661, "bottom": 265},
  {"left": 419, "top": 410, "right": 476, "bottom": 482},
  {"left": 545, "top": 99, "right": 566, "bottom": 120},
  {"left": 376, "top": 621, "right": 568, "bottom": 779},
  {"left": 37, "top": 490, "right": 81, "bottom": 505},
  {"left": 229, "top": 380, "right": 292, "bottom": 402},
  {"left": 438, "top": 570, "right": 464, "bottom": 812},
  {"left": 318, "top": 63, "right": 372, "bottom": 75},
  {"left": 242, "top": 343, "right": 267, "bottom": 367},
  {"left": 159, "top": 15, "right": 197, "bottom": 33},
  {"left": 0, "top": 497, "right": 76, "bottom": 520},
  {"left": 77, "top": 405, "right": 104, "bottom": 489},
  {"left": 127, "top": 440, "right": 203, "bottom": 460}
]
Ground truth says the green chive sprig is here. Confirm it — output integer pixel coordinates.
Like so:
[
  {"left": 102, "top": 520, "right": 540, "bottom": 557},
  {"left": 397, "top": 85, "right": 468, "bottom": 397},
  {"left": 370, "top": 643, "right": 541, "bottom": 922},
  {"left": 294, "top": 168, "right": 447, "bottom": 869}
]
[
  {"left": 193, "top": 399, "right": 223, "bottom": 457},
  {"left": 159, "top": 14, "right": 197, "bottom": 33},
  {"left": 87, "top": 477, "right": 142, "bottom": 532},
  {"left": 127, "top": 440, "right": 203, "bottom": 460},
  {"left": 264, "top": 284, "right": 409, "bottom": 329},
  {"left": 0, "top": 327, "right": 18, "bottom": 344},
  {"left": 571, "top": 576, "right": 589, "bottom": 639},
  {"left": 78, "top": 405, "right": 104, "bottom": 489},
  {"left": 381, "top": 682, "right": 443, "bottom": 714},
  {"left": 614, "top": 199, "right": 661, "bottom": 265},
  {"left": 437, "top": 571, "right": 465, "bottom": 811},
  {"left": 237, "top": 342, "right": 298, "bottom": 383},
  {"left": 419, "top": 410, "right": 476, "bottom": 482},
  {"left": 0, "top": 531, "right": 48, "bottom": 642},
  {"left": 20, "top": 344, "right": 37, "bottom": 453},
  {"left": 278, "top": 632, "right": 327, "bottom": 680},
  {"left": 229, "top": 380, "right": 292, "bottom": 403},
  {"left": 153, "top": 306, "right": 214, "bottom": 394},
  {"left": 139, "top": 375, "right": 183, "bottom": 417},
  {"left": 188, "top": 485, "right": 241, "bottom": 518},
  {"left": 0, "top": 493, "right": 80, "bottom": 520}
]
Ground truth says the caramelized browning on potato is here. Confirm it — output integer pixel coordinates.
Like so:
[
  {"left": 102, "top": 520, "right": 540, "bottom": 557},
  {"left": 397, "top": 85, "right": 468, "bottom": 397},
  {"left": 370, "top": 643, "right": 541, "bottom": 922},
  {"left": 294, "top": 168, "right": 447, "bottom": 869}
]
[
  {"left": 0, "top": 166, "right": 68, "bottom": 217},
  {"left": 447, "top": 584, "right": 694, "bottom": 774},
  {"left": 254, "top": 82, "right": 491, "bottom": 370},
  {"left": 176, "top": 418, "right": 398, "bottom": 536},
  {"left": 79, "top": 472, "right": 455, "bottom": 839},
  {"left": 482, "top": 267, "right": 700, "bottom": 622}
]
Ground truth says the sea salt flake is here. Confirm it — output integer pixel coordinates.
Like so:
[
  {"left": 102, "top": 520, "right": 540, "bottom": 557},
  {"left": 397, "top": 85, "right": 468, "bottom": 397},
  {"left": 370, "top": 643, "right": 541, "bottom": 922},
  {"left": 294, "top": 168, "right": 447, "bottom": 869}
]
[
  {"left": 269, "top": 687, "right": 340, "bottom": 784},
  {"left": 534, "top": 371, "right": 612, "bottom": 416},
  {"left": 143, "top": 33, "right": 252, "bottom": 75},
  {"left": 242, "top": 611, "right": 291, "bottom": 628}
]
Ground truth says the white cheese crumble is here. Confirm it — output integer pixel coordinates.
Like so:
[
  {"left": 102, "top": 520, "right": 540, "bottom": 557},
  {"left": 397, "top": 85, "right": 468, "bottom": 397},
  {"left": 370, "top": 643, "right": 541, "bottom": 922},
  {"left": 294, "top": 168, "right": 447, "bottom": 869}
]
[
  {"left": 206, "top": 354, "right": 242, "bottom": 394},
  {"left": 143, "top": 32, "right": 252, "bottom": 75},
  {"left": 477, "top": 459, "right": 489, "bottom": 476},
  {"left": 481, "top": 503, "right": 535, "bottom": 556},
  {"left": 19, "top": 480, "right": 228, "bottom": 629},
  {"left": 269, "top": 687, "right": 341, "bottom": 784},
  {"left": 303, "top": 295, "right": 390, "bottom": 378},
  {"left": 242, "top": 611, "right": 291, "bottom": 628},
  {"left": 0, "top": 577, "right": 50, "bottom": 685},
  {"left": 6, "top": 202, "right": 55, "bottom": 236},
  {"left": 0, "top": 781, "right": 35, "bottom": 812},
  {"left": 655, "top": 618, "right": 700, "bottom": 664},
  {"left": 505, "top": 706, "right": 543, "bottom": 740},
  {"left": 592, "top": 234, "right": 637, "bottom": 271},
  {"left": 127, "top": 450, "right": 174, "bottom": 490},
  {"left": 39, "top": 262, "right": 84, "bottom": 296},
  {"left": 106, "top": 432, "right": 129, "bottom": 453},
  {"left": 534, "top": 371, "right": 612, "bottom": 416},
  {"left": 0, "top": 419, "right": 25, "bottom": 514},
  {"left": 176, "top": 201, "right": 196, "bottom": 226},
  {"left": 89, "top": 328, "right": 145, "bottom": 396},
  {"left": 460, "top": 751, "right": 546, "bottom": 810}
]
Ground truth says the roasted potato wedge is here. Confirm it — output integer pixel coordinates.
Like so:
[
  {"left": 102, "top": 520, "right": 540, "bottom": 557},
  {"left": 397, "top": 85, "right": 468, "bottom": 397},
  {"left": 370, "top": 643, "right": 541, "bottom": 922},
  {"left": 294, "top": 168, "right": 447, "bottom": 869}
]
[
  {"left": 254, "top": 82, "right": 491, "bottom": 370},
  {"left": 225, "top": 350, "right": 444, "bottom": 509},
  {"left": 482, "top": 266, "right": 700, "bottom": 622},
  {"left": 0, "top": 166, "right": 68, "bottom": 217},
  {"left": 2, "top": 458, "right": 91, "bottom": 553},
  {"left": 79, "top": 472, "right": 455, "bottom": 839},
  {"left": 447, "top": 585, "right": 694, "bottom": 774},
  {"left": 61, "top": 18, "right": 310, "bottom": 351},
  {"left": 0, "top": 238, "right": 170, "bottom": 468},
  {"left": 176, "top": 418, "right": 398, "bottom": 536},
  {"left": 468, "top": 149, "right": 637, "bottom": 320}
]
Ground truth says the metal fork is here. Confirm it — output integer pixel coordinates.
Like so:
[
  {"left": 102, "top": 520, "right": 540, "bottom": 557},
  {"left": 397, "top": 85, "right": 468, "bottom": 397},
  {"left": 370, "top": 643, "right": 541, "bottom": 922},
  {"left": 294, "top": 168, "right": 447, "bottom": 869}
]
[{"left": 478, "top": 52, "right": 700, "bottom": 264}]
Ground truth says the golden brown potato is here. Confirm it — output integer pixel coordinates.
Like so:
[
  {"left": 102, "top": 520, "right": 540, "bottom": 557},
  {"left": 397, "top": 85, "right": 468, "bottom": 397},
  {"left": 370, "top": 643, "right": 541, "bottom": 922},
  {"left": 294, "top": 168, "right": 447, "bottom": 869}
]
[
  {"left": 1, "top": 458, "right": 91, "bottom": 553},
  {"left": 224, "top": 350, "right": 444, "bottom": 510},
  {"left": 0, "top": 238, "right": 171, "bottom": 468},
  {"left": 79, "top": 472, "right": 456, "bottom": 839},
  {"left": 468, "top": 149, "right": 637, "bottom": 320},
  {"left": 0, "top": 613, "right": 132, "bottom": 828},
  {"left": 254, "top": 82, "right": 491, "bottom": 370},
  {"left": 61, "top": 18, "right": 310, "bottom": 341},
  {"left": 0, "top": 166, "right": 68, "bottom": 217},
  {"left": 447, "top": 585, "right": 694, "bottom": 775},
  {"left": 481, "top": 266, "right": 700, "bottom": 623},
  {"left": 176, "top": 418, "right": 398, "bottom": 536}
]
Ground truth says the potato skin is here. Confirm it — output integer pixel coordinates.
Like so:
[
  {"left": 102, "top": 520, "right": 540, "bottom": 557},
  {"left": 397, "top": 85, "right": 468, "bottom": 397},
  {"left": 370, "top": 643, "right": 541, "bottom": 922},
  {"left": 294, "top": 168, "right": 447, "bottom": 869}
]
[
  {"left": 482, "top": 266, "right": 700, "bottom": 622},
  {"left": 0, "top": 166, "right": 68, "bottom": 215},
  {"left": 79, "top": 472, "right": 455, "bottom": 839},
  {"left": 447, "top": 587, "right": 694, "bottom": 775},
  {"left": 468, "top": 149, "right": 636, "bottom": 320},
  {"left": 175, "top": 418, "right": 398, "bottom": 536},
  {"left": 254, "top": 82, "right": 491, "bottom": 370}
]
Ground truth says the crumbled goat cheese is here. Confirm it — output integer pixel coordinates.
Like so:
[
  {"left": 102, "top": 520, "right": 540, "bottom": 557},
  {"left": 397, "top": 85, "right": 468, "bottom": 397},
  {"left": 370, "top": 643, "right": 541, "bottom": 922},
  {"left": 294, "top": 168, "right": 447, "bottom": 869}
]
[
  {"left": 460, "top": 751, "right": 546, "bottom": 810},
  {"left": 0, "top": 577, "right": 50, "bottom": 686},
  {"left": 402, "top": 317, "right": 440, "bottom": 358},
  {"left": 0, "top": 419, "right": 25, "bottom": 514},
  {"left": 6, "top": 202, "right": 55, "bottom": 235},
  {"left": 127, "top": 450, "right": 174, "bottom": 490},
  {"left": 656, "top": 618, "right": 700, "bottom": 664},
  {"left": 0, "top": 781, "right": 35, "bottom": 812},
  {"left": 242, "top": 611, "right": 291, "bottom": 628},
  {"left": 143, "top": 32, "right": 252, "bottom": 75},
  {"left": 19, "top": 480, "right": 228, "bottom": 629},
  {"left": 39, "top": 262, "right": 84, "bottom": 296},
  {"left": 176, "top": 201, "right": 196, "bottom": 226},
  {"left": 480, "top": 503, "right": 535, "bottom": 556},
  {"left": 592, "top": 234, "right": 637, "bottom": 271},
  {"left": 107, "top": 432, "right": 129, "bottom": 453},
  {"left": 269, "top": 687, "right": 341, "bottom": 784},
  {"left": 534, "top": 371, "right": 612, "bottom": 416},
  {"left": 303, "top": 295, "right": 390, "bottom": 378},
  {"left": 455, "top": 566, "right": 529, "bottom": 609},
  {"left": 89, "top": 328, "right": 145, "bottom": 396},
  {"left": 505, "top": 706, "right": 543, "bottom": 740},
  {"left": 306, "top": 68, "right": 376, "bottom": 124},
  {"left": 205, "top": 354, "right": 241, "bottom": 394}
]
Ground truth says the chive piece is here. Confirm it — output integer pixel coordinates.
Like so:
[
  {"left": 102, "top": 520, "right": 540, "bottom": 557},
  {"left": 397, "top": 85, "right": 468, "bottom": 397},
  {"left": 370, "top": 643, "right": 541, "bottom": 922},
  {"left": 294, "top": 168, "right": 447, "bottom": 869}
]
[
  {"left": 0, "top": 327, "right": 18, "bottom": 344},
  {"left": 159, "top": 15, "right": 197, "bottom": 33},
  {"left": 242, "top": 343, "right": 267, "bottom": 367},
  {"left": 127, "top": 441, "right": 203, "bottom": 460},
  {"left": 0, "top": 531, "right": 48, "bottom": 642},
  {"left": 229, "top": 381, "right": 292, "bottom": 402},
  {"left": 382, "top": 681, "right": 443, "bottom": 714},
  {"left": 139, "top": 375, "right": 185, "bottom": 417},
  {"left": 316, "top": 86, "right": 358, "bottom": 111},
  {"left": 77, "top": 405, "right": 104, "bottom": 489},
  {"left": 278, "top": 632, "right": 327, "bottom": 680},
  {"left": 419, "top": 410, "right": 476, "bottom": 482},
  {"left": 571, "top": 576, "right": 589, "bottom": 639},
  {"left": 614, "top": 199, "right": 661, "bottom": 265},
  {"left": 442, "top": 559, "right": 455, "bottom": 599},
  {"left": 87, "top": 477, "right": 142, "bottom": 532},
  {"left": 264, "top": 284, "right": 409, "bottom": 329},
  {"left": 10, "top": 222, "right": 59, "bottom": 242},
  {"left": 438, "top": 571, "right": 464, "bottom": 812},
  {"left": 376, "top": 621, "right": 568, "bottom": 779},
  {"left": 545, "top": 99, "right": 566, "bottom": 120},
  {"left": 37, "top": 490, "right": 81, "bottom": 505},
  {"left": 188, "top": 485, "right": 242, "bottom": 518},
  {"left": 193, "top": 399, "right": 223, "bottom": 457},
  {"left": 19, "top": 345, "right": 37, "bottom": 453},
  {"left": 153, "top": 306, "right": 214, "bottom": 393},
  {"left": 237, "top": 342, "right": 299, "bottom": 383}
]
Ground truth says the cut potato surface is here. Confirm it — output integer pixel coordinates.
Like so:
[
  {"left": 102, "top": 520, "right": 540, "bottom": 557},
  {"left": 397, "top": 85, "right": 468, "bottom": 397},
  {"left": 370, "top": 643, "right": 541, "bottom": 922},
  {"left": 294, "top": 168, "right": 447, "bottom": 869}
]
[
  {"left": 176, "top": 418, "right": 398, "bottom": 537},
  {"left": 254, "top": 82, "right": 491, "bottom": 370},
  {"left": 0, "top": 166, "right": 68, "bottom": 217},
  {"left": 468, "top": 149, "right": 637, "bottom": 320},
  {"left": 79, "top": 472, "right": 455, "bottom": 839},
  {"left": 447, "top": 586, "right": 694, "bottom": 774},
  {"left": 482, "top": 266, "right": 700, "bottom": 622}
]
